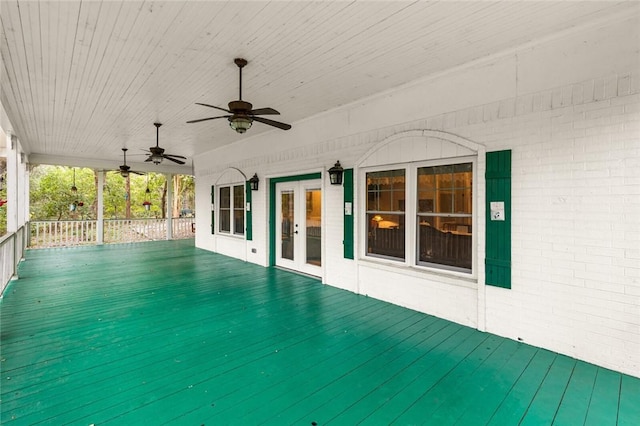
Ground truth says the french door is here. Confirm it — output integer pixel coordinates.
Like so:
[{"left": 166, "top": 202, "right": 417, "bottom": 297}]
[{"left": 275, "top": 180, "right": 322, "bottom": 276}]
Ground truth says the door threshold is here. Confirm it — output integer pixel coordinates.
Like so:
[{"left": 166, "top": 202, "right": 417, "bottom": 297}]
[{"left": 274, "top": 266, "right": 322, "bottom": 281}]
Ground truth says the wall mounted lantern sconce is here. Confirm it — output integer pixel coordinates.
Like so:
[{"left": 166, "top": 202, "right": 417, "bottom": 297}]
[
  {"left": 249, "top": 173, "right": 260, "bottom": 191},
  {"left": 328, "top": 161, "right": 344, "bottom": 185}
]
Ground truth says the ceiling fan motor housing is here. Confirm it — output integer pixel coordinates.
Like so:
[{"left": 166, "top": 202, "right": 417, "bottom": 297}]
[
  {"left": 186, "top": 57, "right": 291, "bottom": 131},
  {"left": 228, "top": 100, "right": 252, "bottom": 113}
]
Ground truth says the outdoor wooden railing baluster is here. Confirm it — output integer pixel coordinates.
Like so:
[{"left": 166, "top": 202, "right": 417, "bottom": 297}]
[
  {"left": 28, "top": 217, "right": 195, "bottom": 249},
  {"left": 1, "top": 224, "right": 28, "bottom": 295}
]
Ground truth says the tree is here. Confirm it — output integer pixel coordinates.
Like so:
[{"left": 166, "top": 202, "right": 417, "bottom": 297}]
[
  {"left": 29, "top": 165, "right": 194, "bottom": 220},
  {"left": 29, "top": 166, "right": 96, "bottom": 220},
  {"left": 172, "top": 175, "right": 195, "bottom": 217}
]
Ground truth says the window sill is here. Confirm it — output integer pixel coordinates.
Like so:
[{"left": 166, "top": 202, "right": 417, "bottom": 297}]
[
  {"left": 357, "top": 257, "right": 477, "bottom": 289},
  {"left": 216, "top": 232, "right": 245, "bottom": 240}
]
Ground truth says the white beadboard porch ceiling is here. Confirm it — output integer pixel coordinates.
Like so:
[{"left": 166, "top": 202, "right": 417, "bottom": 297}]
[{"left": 0, "top": 1, "right": 636, "bottom": 173}]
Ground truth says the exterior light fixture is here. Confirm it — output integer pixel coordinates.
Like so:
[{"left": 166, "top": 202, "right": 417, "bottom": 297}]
[
  {"left": 143, "top": 175, "right": 151, "bottom": 210},
  {"left": 149, "top": 153, "right": 164, "bottom": 165},
  {"left": 229, "top": 115, "right": 252, "bottom": 134},
  {"left": 328, "top": 161, "right": 344, "bottom": 185},
  {"left": 249, "top": 173, "right": 260, "bottom": 191}
]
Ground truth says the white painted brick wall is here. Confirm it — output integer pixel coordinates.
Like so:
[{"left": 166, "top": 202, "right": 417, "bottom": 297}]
[
  {"left": 195, "top": 16, "right": 640, "bottom": 377},
  {"left": 475, "top": 79, "right": 640, "bottom": 377}
]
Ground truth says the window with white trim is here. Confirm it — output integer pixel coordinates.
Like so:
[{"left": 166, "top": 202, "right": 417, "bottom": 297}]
[
  {"left": 219, "top": 184, "right": 245, "bottom": 235},
  {"left": 366, "top": 169, "right": 406, "bottom": 260},
  {"left": 365, "top": 159, "right": 473, "bottom": 273}
]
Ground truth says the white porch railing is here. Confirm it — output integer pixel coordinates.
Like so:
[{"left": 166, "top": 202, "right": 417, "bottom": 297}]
[
  {"left": 29, "top": 218, "right": 195, "bottom": 249},
  {"left": 1, "top": 224, "right": 28, "bottom": 296}
]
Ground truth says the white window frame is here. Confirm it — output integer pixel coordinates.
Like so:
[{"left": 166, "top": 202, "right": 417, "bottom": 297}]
[
  {"left": 218, "top": 183, "right": 245, "bottom": 237},
  {"left": 360, "top": 156, "right": 476, "bottom": 276}
]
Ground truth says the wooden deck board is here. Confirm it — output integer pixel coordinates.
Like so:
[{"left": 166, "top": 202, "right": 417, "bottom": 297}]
[
  {"left": 1, "top": 240, "right": 638, "bottom": 425},
  {"left": 552, "top": 360, "right": 598, "bottom": 426},
  {"left": 584, "top": 367, "right": 622, "bottom": 426},
  {"left": 452, "top": 342, "right": 539, "bottom": 425},
  {"left": 519, "top": 355, "right": 577, "bottom": 425},
  {"left": 619, "top": 374, "right": 640, "bottom": 426}
]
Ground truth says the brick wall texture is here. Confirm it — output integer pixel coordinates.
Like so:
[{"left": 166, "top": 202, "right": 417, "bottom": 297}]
[{"left": 197, "top": 20, "right": 640, "bottom": 377}]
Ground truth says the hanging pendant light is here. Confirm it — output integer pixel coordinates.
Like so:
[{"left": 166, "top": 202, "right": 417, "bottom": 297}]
[
  {"left": 143, "top": 174, "right": 151, "bottom": 211},
  {"left": 71, "top": 168, "right": 78, "bottom": 192}
]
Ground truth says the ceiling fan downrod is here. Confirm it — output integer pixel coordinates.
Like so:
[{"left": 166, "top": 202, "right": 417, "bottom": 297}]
[
  {"left": 154, "top": 122, "right": 162, "bottom": 147},
  {"left": 235, "top": 58, "right": 247, "bottom": 101}
]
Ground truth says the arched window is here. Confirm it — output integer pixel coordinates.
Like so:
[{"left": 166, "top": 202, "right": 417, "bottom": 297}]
[{"left": 359, "top": 130, "right": 481, "bottom": 274}]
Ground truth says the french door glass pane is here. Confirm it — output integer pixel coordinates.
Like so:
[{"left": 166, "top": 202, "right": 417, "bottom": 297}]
[
  {"left": 306, "top": 189, "right": 321, "bottom": 266},
  {"left": 281, "top": 190, "right": 294, "bottom": 261}
]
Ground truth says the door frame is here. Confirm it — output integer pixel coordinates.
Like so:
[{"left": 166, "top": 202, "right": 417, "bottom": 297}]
[
  {"left": 269, "top": 172, "right": 322, "bottom": 269},
  {"left": 274, "top": 180, "right": 322, "bottom": 276}
]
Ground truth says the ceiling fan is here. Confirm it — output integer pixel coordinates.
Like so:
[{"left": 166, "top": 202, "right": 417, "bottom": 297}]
[
  {"left": 145, "top": 123, "right": 187, "bottom": 165},
  {"left": 187, "top": 58, "right": 291, "bottom": 133},
  {"left": 115, "top": 148, "right": 144, "bottom": 177}
]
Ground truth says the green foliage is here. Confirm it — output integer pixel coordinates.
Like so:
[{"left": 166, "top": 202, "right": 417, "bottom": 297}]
[
  {"left": 29, "top": 165, "right": 194, "bottom": 220},
  {"left": 104, "top": 172, "right": 166, "bottom": 219},
  {"left": 30, "top": 166, "right": 96, "bottom": 220},
  {"left": 172, "top": 174, "right": 195, "bottom": 217}
]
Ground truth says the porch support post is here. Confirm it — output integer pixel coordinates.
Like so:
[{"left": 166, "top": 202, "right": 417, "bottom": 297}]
[
  {"left": 6, "top": 133, "right": 18, "bottom": 233},
  {"left": 20, "top": 152, "right": 29, "bottom": 233},
  {"left": 96, "top": 170, "right": 104, "bottom": 245},
  {"left": 166, "top": 173, "right": 173, "bottom": 240}
]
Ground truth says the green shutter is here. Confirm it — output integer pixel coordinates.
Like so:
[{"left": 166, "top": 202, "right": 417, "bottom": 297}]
[
  {"left": 485, "top": 150, "right": 511, "bottom": 288},
  {"left": 343, "top": 168, "right": 354, "bottom": 259},
  {"left": 210, "top": 185, "right": 215, "bottom": 234},
  {"left": 245, "top": 181, "right": 253, "bottom": 241}
]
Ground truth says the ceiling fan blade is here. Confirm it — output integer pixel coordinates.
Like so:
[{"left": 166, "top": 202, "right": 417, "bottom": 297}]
[
  {"left": 249, "top": 107, "right": 280, "bottom": 115},
  {"left": 144, "top": 157, "right": 153, "bottom": 162},
  {"left": 131, "top": 171, "right": 145, "bottom": 175},
  {"left": 164, "top": 156, "right": 186, "bottom": 165},
  {"left": 252, "top": 116, "right": 292, "bottom": 130},
  {"left": 195, "top": 102, "right": 231, "bottom": 113},
  {"left": 186, "top": 115, "right": 230, "bottom": 124},
  {"left": 163, "top": 154, "right": 187, "bottom": 160}
]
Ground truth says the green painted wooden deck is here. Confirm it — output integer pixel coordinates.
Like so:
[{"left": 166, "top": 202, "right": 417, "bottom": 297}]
[{"left": 1, "top": 240, "right": 638, "bottom": 425}]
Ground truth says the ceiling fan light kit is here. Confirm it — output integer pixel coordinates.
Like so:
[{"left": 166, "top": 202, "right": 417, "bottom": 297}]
[
  {"left": 230, "top": 116, "right": 252, "bottom": 134},
  {"left": 187, "top": 58, "right": 292, "bottom": 133},
  {"left": 118, "top": 148, "right": 136, "bottom": 177},
  {"left": 144, "top": 122, "right": 187, "bottom": 165}
]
